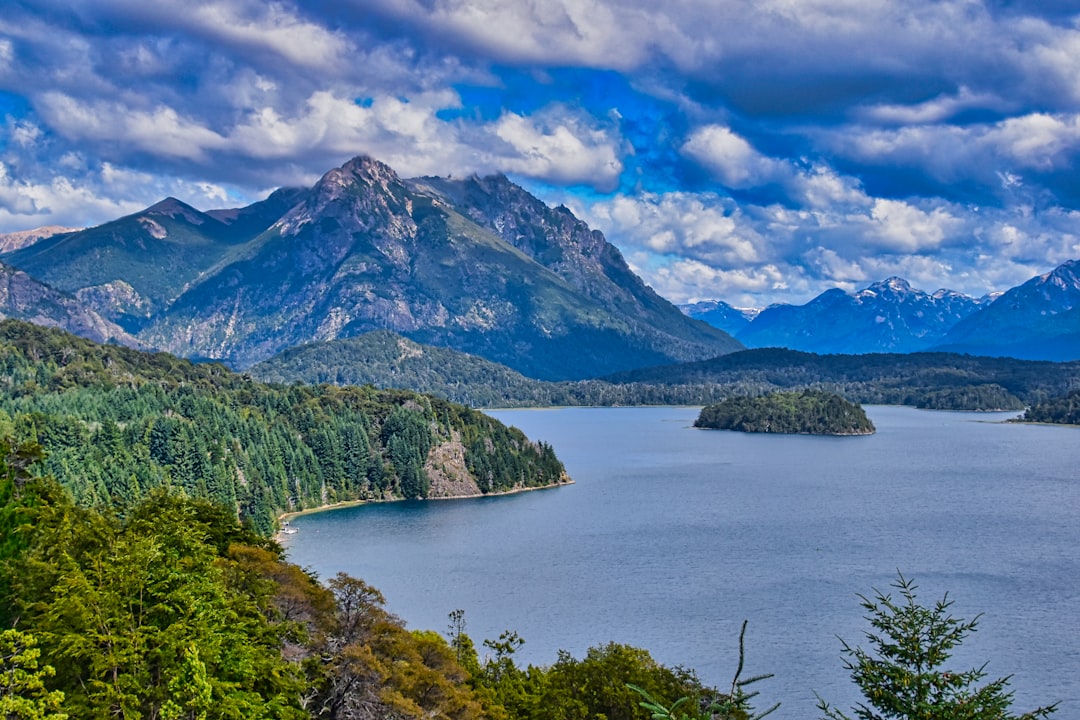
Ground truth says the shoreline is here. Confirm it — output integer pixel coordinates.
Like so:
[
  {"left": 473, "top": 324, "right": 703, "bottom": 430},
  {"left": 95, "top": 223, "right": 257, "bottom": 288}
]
[{"left": 276, "top": 477, "right": 574, "bottom": 538}]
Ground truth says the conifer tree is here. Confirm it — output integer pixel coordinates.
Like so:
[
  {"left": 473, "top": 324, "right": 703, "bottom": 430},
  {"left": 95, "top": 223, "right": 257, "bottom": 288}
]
[{"left": 817, "top": 574, "right": 1057, "bottom": 720}]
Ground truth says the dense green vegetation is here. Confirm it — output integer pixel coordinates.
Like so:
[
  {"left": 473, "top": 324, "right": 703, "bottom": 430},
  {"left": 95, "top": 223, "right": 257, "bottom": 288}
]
[
  {"left": 0, "top": 443, "right": 761, "bottom": 719},
  {"left": 1021, "top": 389, "right": 1080, "bottom": 425},
  {"left": 0, "top": 428, "right": 1059, "bottom": 718},
  {"left": 694, "top": 391, "right": 875, "bottom": 435},
  {"left": 606, "top": 348, "right": 1080, "bottom": 410},
  {"left": 0, "top": 320, "right": 565, "bottom": 534},
  {"left": 252, "top": 333, "right": 1080, "bottom": 411}
]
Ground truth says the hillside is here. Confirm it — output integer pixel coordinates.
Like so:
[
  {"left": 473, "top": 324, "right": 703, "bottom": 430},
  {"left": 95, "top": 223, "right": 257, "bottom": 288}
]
[
  {"left": 603, "top": 347, "right": 1080, "bottom": 410},
  {"left": 936, "top": 259, "right": 1080, "bottom": 360},
  {"left": 0, "top": 320, "right": 568, "bottom": 534},
  {"left": 249, "top": 330, "right": 1080, "bottom": 412},
  {"left": 0, "top": 262, "right": 138, "bottom": 346}
]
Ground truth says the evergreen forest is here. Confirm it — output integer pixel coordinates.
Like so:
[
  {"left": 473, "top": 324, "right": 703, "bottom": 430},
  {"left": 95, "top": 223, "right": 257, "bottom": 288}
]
[
  {"left": 694, "top": 390, "right": 876, "bottom": 435},
  {"left": 0, "top": 320, "right": 566, "bottom": 535},
  {"left": 251, "top": 332, "right": 1080, "bottom": 413},
  {"left": 1021, "top": 389, "right": 1080, "bottom": 425}
]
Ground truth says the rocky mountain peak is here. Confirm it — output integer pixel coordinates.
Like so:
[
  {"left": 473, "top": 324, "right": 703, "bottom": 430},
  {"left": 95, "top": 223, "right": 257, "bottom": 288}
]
[
  {"left": 145, "top": 197, "right": 207, "bottom": 225},
  {"left": 1040, "top": 258, "right": 1080, "bottom": 290},
  {"left": 860, "top": 277, "right": 915, "bottom": 300},
  {"left": 277, "top": 155, "right": 414, "bottom": 241}
]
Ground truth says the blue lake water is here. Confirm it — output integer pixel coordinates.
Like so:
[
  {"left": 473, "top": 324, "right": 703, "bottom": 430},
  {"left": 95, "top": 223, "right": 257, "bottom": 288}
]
[{"left": 281, "top": 405, "right": 1080, "bottom": 718}]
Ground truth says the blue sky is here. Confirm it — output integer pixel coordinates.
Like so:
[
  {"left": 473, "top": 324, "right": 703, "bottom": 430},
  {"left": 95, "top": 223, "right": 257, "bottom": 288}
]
[{"left": 2, "top": 0, "right": 1080, "bottom": 306}]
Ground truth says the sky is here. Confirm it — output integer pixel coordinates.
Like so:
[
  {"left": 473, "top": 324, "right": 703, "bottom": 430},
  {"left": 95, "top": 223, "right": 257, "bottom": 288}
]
[{"left": 2, "top": 1, "right": 1080, "bottom": 307}]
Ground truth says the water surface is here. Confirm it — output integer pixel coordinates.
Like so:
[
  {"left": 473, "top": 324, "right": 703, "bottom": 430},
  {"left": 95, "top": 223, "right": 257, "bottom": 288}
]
[{"left": 282, "top": 406, "right": 1079, "bottom": 718}]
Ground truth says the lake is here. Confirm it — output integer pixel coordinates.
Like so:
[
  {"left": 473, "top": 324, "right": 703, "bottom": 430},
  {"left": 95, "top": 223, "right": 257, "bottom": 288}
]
[{"left": 281, "top": 406, "right": 1080, "bottom": 718}]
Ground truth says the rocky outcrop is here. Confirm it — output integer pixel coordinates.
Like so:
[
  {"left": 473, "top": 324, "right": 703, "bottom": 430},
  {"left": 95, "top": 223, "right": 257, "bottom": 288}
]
[{"left": 0, "top": 263, "right": 139, "bottom": 346}]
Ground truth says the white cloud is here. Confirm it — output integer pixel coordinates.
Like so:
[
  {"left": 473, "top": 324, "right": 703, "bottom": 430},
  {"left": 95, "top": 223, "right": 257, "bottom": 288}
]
[
  {"left": 184, "top": 1, "right": 351, "bottom": 70},
  {"left": 860, "top": 86, "right": 1006, "bottom": 125},
  {"left": 861, "top": 199, "right": 960, "bottom": 253},
  {"left": 580, "top": 191, "right": 766, "bottom": 269},
  {"left": 681, "top": 125, "right": 786, "bottom": 189},
  {"left": 37, "top": 94, "right": 228, "bottom": 161},
  {"left": 492, "top": 112, "right": 623, "bottom": 190}
]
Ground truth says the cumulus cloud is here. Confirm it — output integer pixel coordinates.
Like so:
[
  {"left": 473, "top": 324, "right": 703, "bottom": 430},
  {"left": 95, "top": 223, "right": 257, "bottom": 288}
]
[
  {"left": 681, "top": 125, "right": 786, "bottom": 189},
  {"left": 565, "top": 182, "right": 1079, "bottom": 306},
  {"left": 0, "top": 160, "right": 235, "bottom": 233},
  {"left": 492, "top": 111, "right": 623, "bottom": 190},
  {"left": 4, "top": 0, "right": 1080, "bottom": 307}
]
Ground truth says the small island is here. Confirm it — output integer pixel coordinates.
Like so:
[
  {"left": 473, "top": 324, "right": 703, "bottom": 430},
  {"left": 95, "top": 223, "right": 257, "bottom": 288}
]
[{"left": 694, "top": 389, "right": 876, "bottom": 435}]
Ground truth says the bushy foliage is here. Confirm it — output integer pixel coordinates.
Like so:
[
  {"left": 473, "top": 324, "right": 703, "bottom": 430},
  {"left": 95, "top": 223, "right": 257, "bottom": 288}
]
[{"left": 0, "top": 449, "right": 492, "bottom": 720}]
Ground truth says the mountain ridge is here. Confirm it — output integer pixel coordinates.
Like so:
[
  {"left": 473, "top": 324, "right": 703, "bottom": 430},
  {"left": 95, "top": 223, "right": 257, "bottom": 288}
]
[{"left": 134, "top": 156, "right": 741, "bottom": 377}]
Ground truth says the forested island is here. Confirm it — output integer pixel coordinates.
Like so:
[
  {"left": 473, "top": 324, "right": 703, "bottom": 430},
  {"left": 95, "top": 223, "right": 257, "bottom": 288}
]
[
  {"left": 694, "top": 390, "right": 876, "bottom": 435},
  {"left": 0, "top": 320, "right": 567, "bottom": 534}
]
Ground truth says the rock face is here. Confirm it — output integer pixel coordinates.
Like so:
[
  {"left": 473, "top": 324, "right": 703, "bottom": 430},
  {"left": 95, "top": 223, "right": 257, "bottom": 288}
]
[
  {"left": 0, "top": 226, "right": 79, "bottom": 253},
  {"left": 935, "top": 259, "right": 1080, "bottom": 360},
  {"left": 0, "top": 262, "right": 138, "bottom": 346},
  {"left": 139, "top": 156, "right": 741, "bottom": 378},
  {"left": 736, "top": 277, "right": 983, "bottom": 354}
]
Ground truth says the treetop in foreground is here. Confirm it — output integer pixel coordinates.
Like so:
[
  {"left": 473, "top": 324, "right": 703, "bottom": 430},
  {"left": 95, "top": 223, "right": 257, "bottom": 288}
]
[
  {"left": 694, "top": 390, "right": 875, "bottom": 435},
  {"left": 817, "top": 573, "right": 1058, "bottom": 720}
]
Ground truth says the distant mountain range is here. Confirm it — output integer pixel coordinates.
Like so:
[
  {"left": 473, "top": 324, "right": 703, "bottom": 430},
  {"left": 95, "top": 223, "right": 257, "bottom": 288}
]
[
  {"left": 0, "top": 156, "right": 739, "bottom": 380},
  {"left": 682, "top": 266, "right": 1080, "bottom": 360}
]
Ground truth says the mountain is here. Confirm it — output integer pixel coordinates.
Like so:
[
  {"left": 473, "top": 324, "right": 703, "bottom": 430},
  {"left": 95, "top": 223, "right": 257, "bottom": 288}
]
[
  {"left": 735, "top": 277, "right": 983, "bottom": 354},
  {"left": 935, "top": 259, "right": 1080, "bottom": 360},
  {"left": 139, "top": 156, "right": 740, "bottom": 378},
  {"left": 0, "top": 261, "right": 138, "bottom": 346},
  {"left": 679, "top": 300, "right": 759, "bottom": 335},
  {"left": 0, "top": 225, "right": 79, "bottom": 252},
  {"left": 0, "top": 196, "right": 288, "bottom": 332}
]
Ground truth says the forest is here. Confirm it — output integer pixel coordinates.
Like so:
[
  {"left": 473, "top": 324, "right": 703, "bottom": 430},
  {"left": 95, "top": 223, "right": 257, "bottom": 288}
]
[
  {"left": 251, "top": 332, "right": 1080, "bottom": 412},
  {"left": 0, "top": 320, "right": 566, "bottom": 535},
  {"left": 694, "top": 390, "right": 876, "bottom": 435},
  {"left": 1021, "top": 389, "right": 1080, "bottom": 425},
  {"left": 0, "top": 439, "right": 759, "bottom": 720}
]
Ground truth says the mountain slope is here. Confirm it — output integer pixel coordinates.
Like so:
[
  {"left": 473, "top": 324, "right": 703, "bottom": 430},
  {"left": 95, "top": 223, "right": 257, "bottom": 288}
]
[
  {"left": 736, "top": 278, "right": 982, "bottom": 354},
  {"left": 412, "top": 173, "right": 740, "bottom": 358},
  {"left": 141, "top": 156, "right": 741, "bottom": 378},
  {"left": 0, "top": 262, "right": 138, "bottom": 346},
  {"left": 935, "top": 259, "right": 1080, "bottom": 360},
  {"left": 1, "top": 195, "right": 297, "bottom": 332},
  {"left": 679, "top": 300, "right": 758, "bottom": 335}
]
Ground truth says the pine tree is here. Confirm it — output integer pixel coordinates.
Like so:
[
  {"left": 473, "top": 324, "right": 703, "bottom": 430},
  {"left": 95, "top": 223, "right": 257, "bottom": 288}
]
[{"left": 817, "top": 574, "right": 1057, "bottom": 720}]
